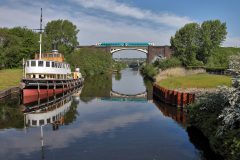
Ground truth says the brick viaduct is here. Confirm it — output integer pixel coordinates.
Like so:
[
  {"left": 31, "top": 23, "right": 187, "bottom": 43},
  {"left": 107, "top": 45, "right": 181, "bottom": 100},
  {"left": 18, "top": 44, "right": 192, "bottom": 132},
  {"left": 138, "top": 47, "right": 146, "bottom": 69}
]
[{"left": 77, "top": 45, "right": 172, "bottom": 63}]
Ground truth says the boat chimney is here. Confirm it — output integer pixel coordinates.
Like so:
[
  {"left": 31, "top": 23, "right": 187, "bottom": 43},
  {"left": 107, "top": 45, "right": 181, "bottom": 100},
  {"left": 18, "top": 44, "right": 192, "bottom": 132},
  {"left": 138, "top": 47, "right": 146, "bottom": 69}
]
[{"left": 52, "top": 42, "right": 58, "bottom": 53}]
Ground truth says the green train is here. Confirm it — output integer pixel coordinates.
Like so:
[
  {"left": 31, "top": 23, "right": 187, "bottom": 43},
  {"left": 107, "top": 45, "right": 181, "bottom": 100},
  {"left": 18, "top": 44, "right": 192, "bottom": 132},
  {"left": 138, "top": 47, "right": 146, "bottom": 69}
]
[{"left": 96, "top": 42, "right": 154, "bottom": 47}]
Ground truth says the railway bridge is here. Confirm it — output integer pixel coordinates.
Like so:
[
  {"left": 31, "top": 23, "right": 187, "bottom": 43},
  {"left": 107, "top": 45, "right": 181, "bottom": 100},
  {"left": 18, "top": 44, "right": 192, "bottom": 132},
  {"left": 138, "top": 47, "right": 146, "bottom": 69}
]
[{"left": 77, "top": 42, "right": 172, "bottom": 63}]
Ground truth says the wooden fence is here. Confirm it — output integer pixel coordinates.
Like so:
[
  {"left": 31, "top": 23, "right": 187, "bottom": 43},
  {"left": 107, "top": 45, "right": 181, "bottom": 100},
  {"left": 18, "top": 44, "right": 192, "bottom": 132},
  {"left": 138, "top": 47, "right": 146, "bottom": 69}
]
[{"left": 153, "top": 84, "right": 195, "bottom": 108}]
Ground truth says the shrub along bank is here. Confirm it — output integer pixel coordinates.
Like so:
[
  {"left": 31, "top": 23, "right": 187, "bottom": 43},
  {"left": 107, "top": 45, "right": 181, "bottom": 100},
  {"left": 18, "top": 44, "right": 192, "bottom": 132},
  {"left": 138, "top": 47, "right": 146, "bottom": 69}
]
[{"left": 188, "top": 82, "right": 240, "bottom": 160}]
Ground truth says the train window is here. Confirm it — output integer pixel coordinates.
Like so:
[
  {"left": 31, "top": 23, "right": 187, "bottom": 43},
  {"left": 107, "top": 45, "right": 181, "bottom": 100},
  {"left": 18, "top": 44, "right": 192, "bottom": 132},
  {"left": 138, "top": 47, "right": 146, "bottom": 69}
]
[
  {"left": 38, "top": 61, "right": 44, "bottom": 67},
  {"left": 31, "top": 61, "right": 36, "bottom": 67},
  {"left": 32, "top": 120, "right": 37, "bottom": 125},
  {"left": 46, "top": 61, "right": 50, "bottom": 67},
  {"left": 39, "top": 119, "right": 44, "bottom": 125}
]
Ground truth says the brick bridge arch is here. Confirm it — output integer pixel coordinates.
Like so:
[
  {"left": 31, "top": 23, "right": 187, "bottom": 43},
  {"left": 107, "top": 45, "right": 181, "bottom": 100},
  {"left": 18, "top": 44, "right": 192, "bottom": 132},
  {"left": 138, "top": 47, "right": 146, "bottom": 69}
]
[{"left": 77, "top": 43, "right": 172, "bottom": 63}]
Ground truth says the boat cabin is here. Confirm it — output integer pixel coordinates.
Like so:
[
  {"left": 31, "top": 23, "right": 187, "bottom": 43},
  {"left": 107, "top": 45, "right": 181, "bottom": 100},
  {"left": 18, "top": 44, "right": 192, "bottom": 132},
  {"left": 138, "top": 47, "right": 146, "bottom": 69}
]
[
  {"left": 24, "top": 50, "right": 72, "bottom": 80},
  {"left": 35, "top": 50, "right": 64, "bottom": 62}
]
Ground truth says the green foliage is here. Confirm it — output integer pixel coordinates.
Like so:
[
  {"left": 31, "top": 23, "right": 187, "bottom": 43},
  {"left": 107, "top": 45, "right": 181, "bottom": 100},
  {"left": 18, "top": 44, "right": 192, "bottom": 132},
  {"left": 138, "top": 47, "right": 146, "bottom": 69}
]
[
  {"left": 206, "top": 47, "right": 240, "bottom": 68},
  {"left": 114, "top": 73, "right": 122, "bottom": 81},
  {"left": 154, "top": 57, "right": 182, "bottom": 70},
  {"left": 64, "top": 99, "right": 79, "bottom": 125},
  {"left": 141, "top": 64, "right": 158, "bottom": 80},
  {"left": 189, "top": 80, "right": 240, "bottom": 159},
  {"left": 0, "top": 27, "right": 38, "bottom": 68},
  {"left": 80, "top": 74, "right": 112, "bottom": 102},
  {"left": 171, "top": 20, "right": 227, "bottom": 66},
  {"left": 67, "top": 48, "right": 112, "bottom": 76},
  {"left": 0, "top": 95, "right": 24, "bottom": 129},
  {"left": 198, "top": 20, "right": 227, "bottom": 63},
  {"left": 170, "top": 23, "right": 201, "bottom": 66},
  {"left": 44, "top": 19, "right": 79, "bottom": 54},
  {"left": 112, "top": 61, "right": 127, "bottom": 72}
]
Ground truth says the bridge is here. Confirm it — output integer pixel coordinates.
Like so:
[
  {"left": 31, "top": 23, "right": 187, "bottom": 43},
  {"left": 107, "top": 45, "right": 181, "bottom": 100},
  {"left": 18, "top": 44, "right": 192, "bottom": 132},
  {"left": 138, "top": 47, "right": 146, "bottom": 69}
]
[
  {"left": 110, "top": 90, "right": 147, "bottom": 98},
  {"left": 77, "top": 42, "right": 172, "bottom": 63}
]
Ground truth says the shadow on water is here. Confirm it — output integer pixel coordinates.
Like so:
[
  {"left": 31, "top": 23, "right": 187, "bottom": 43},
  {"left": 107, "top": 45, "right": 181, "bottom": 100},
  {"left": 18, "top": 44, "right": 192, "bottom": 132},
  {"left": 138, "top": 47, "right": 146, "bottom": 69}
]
[
  {"left": 153, "top": 97, "right": 224, "bottom": 160},
  {"left": 187, "top": 127, "right": 224, "bottom": 160}
]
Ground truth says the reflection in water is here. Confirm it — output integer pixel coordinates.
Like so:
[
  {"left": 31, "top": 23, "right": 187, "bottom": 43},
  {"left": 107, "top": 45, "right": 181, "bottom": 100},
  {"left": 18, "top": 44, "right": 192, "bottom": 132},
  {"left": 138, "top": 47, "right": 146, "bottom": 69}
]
[
  {"left": 0, "top": 68, "right": 217, "bottom": 160},
  {"left": 80, "top": 74, "right": 112, "bottom": 102},
  {"left": 0, "top": 94, "right": 24, "bottom": 129},
  {"left": 114, "top": 72, "right": 121, "bottom": 81},
  {"left": 112, "top": 68, "right": 146, "bottom": 95},
  {"left": 154, "top": 100, "right": 187, "bottom": 127}
]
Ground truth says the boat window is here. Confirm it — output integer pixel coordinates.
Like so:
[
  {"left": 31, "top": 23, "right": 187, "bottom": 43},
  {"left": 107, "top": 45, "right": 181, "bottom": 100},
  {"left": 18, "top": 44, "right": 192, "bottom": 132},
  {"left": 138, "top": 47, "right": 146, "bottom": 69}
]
[
  {"left": 32, "top": 120, "right": 37, "bottom": 125},
  {"left": 26, "top": 61, "right": 29, "bottom": 67},
  {"left": 52, "top": 62, "right": 55, "bottom": 68},
  {"left": 39, "top": 119, "right": 44, "bottom": 125},
  {"left": 47, "top": 118, "right": 51, "bottom": 123},
  {"left": 38, "top": 61, "right": 44, "bottom": 67},
  {"left": 46, "top": 61, "right": 50, "bottom": 67},
  {"left": 52, "top": 116, "right": 55, "bottom": 121},
  {"left": 31, "top": 61, "right": 36, "bottom": 67},
  {"left": 49, "top": 54, "right": 53, "bottom": 58}
]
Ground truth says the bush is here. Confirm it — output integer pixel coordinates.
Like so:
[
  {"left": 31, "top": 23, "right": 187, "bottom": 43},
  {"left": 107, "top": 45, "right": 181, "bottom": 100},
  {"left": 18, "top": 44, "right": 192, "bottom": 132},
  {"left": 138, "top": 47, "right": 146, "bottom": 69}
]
[
  {"left": 155, "top": 57, "right": 182, "bottom": 70},
  {"left": 188, "top": 78, "right": 240, "bottom": 159},
  {"left": 206, "top": 47, "right": 240, "bottom": 68},
  {"left": 141, "top": 64, "right": 158, "bottom": 80}
]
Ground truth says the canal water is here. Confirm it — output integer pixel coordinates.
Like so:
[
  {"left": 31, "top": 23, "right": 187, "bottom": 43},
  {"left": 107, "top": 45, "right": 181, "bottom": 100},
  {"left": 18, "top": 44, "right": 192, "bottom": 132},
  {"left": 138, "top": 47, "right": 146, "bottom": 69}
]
[{"left": 0, "top": 68, "right": 208, "bottom": 160}]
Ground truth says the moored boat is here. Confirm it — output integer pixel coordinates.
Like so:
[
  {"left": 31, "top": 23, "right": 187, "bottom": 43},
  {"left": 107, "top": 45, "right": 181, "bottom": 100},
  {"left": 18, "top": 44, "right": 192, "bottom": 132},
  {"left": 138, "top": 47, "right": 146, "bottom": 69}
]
[{"left": 21, "top": 9, "right": 83, "bottom": 104}]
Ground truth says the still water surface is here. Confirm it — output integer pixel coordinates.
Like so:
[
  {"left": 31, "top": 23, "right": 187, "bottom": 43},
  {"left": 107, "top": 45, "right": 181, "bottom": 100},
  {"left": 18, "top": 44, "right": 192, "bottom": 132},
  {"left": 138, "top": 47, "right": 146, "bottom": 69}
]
[{"left": 0, "top": 68, "right": 205, "bottom": 160}]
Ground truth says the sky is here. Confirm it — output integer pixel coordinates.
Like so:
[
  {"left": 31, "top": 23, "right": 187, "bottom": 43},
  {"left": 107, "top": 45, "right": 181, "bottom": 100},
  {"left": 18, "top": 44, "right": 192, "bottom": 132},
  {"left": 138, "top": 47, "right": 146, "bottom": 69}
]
[{"left": 0, "top": 0, "right": 239, "bottom": 49}]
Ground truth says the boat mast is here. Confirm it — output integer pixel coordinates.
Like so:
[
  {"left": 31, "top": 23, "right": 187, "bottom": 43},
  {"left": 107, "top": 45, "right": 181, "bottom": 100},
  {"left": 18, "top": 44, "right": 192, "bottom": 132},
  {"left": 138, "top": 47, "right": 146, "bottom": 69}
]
[{"left": 39, "top": 8, "right": 43, "bottom": 60}]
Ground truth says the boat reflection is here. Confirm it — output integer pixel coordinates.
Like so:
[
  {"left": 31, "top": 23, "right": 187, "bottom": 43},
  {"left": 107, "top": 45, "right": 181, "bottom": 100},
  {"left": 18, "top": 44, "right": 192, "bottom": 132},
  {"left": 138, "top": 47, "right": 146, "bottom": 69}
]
[{"left": 23, "top": 88, "right": 81, "bottom": 130}]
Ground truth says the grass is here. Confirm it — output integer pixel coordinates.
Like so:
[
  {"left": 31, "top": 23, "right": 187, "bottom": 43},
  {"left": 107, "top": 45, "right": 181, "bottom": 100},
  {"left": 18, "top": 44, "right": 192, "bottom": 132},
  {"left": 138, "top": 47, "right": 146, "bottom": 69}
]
[
  {"left": 157, "top": 73, "right": 232, "bottom": 89},
  {"left": 0, "top": 69, "right": 22, "bottom": 91}
]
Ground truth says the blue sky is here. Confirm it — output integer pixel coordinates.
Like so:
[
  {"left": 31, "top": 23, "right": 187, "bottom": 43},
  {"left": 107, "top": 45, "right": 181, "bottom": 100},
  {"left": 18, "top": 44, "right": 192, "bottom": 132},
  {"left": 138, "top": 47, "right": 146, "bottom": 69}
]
[{"left": 0, "top": 0, "right": 239, "bottom": 48}]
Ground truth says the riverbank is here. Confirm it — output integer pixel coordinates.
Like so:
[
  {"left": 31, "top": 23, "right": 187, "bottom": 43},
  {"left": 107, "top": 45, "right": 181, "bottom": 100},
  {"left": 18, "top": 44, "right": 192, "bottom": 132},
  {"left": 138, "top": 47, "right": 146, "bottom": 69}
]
[
  {"left": 188, "top": 84, "right": 240, "bottom": 160},
  {"left": 0, "top": 69, "right": 22, "bottom": 90},
  {"left": 152, "top": 67, "right": 239, "bottom": 159}
]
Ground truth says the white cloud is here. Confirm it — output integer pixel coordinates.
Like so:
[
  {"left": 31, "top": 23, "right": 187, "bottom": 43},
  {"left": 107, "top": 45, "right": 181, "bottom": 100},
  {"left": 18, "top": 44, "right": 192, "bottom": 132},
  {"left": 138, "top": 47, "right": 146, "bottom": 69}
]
[
  {"left": 71, "top": 0, "right": 194, "bottom": 28},
  {"left": 0, "top": 1, "right": 176, "bottom": 45},
  {"left": 223, "top": 36, "right": 240, "bottom": 47}
]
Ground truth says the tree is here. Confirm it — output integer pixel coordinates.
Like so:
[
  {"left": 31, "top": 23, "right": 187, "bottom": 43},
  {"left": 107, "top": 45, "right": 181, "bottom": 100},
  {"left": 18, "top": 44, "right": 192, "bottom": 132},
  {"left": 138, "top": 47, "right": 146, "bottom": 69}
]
[
  {"left": 170, "top": 20, "right": 227, "bottom": 66},
  {"left": 170, "top": 23, "right": 202, "bottom": 66},
  {"left": 44, "top": 19, "right": 79, "bottom": 54},
  {"left": 198, "top": 20, "right": 227, "bottom": 63},
  {"left": 0, "top": 27, "right": 38, "bottom": 68}
]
